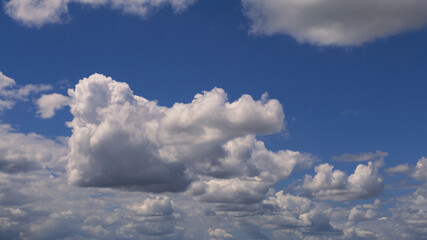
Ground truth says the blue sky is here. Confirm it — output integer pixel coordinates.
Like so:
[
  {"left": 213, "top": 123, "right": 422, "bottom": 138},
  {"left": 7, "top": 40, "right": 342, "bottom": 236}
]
[{"left": 1, "top": 0, "right": 427, "bottom": 239}]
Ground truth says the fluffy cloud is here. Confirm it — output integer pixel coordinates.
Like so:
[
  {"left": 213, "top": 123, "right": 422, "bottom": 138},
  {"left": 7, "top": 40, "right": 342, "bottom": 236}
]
[
  {"left": 0, "top": 124, "right": 68, "bottom": 174},
  {"left": 347, "top": 200, "right": 381, "bottom": 222},
  {"left": 4, "top": 72, "right": 427, "bottom": 239},
  {"left": 387, "top": 187, "right": 427, "bottom": 239},
  {"left": 36, "top": 93, "right": 71, "bottom": 118},
  {"left": 0, "top": 71, "right": 51, "bottom": 111},
  {"left": 302, "top": 162, "right": 383, "bottom": 201},
  {"left": 412, "top": 157, "right": 427, "bottom": 180},
  {"left": 4, "top": 0, "right": 197, "bottom": 27},
  {"left": 208, "top": 228, "right": 232, "bottom": 239},
  {"left": 66, "top": 74, "right": 306, "bottom": 193},
  {"left": 242, "top": 0, "right": 427, "bottom": 46}
]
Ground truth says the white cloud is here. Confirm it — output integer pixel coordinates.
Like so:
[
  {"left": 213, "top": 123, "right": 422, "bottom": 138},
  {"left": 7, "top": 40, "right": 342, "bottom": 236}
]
[
  {"left": 242, "top": 0, "right": 427, "bottom": 46},
  {"left": 208, "top": 228, "right": 232, "bottom": 239},
  {"left": 385, "top": 163, "right": 410, "bottom": 175},
  {"left": 0, "top": 123, "right": 68, "bottom": 174},
  {"left": 129, "top": 195, "right": 173, "bottom": 216},
  {"left": 333, "top": 151, "right": 388, "bottom": 163},
  {"left": 388, "top": 187, "right": 427, "bottom": 238},
  {"left": 348, "top": 206, "right": 377, "bottom": 222},
  {"left": 412, "top": 157, "right": 427, "bottom": 180},
  {"left": 4, "top": 0, "right": 197, "bottom": 27},
  {"left": 190, "top": 177, "right": 270, "bottom": 205},
  {"left": 66, "top": 73, "right": 302, "bottom": 193},
  {"left": 3, "top": 72, "right": 426, "bottom": 239},
  {"left": 0, "top": 71, "right": 51, "bottom": 111},
  {"left": 36, "top": 93, "right": 70, "bottom": 118},
  {"left": 302, "top": 162, "right": 383, "bottom": 201}
]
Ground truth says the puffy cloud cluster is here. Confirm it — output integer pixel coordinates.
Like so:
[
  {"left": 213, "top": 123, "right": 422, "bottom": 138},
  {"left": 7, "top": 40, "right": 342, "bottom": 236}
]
[
  {"left": 4, "top": 0, "right": 197, "bottom": 27},
  {"left": 347, "top": 199, "right": 381, "bottom": 222},
  {"left": 0, "top": 71, "right": 51, "bottom": 111},
  {"left": 65, "top": 74, "right": 309, "bottom": 194},
  {"left": 302, "top": 162, "right": 383, "bottom": 201},
  {"left": 242, "top": 0, "right": 427, "bottom": 46},
  {"left": 2, "top": 73, "right": 427, "bottom": 239}
]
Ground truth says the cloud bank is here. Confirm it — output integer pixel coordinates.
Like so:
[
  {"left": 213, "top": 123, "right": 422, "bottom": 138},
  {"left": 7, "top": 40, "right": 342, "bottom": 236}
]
[{"left": 1, "top": 73, "right": 426, "bottom": 239}]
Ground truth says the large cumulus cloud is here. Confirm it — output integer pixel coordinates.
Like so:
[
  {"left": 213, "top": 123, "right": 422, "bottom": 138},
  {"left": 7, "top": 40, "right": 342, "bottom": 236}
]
[{"left": 66, "top": 74, "right": 309, "bottom": 193}]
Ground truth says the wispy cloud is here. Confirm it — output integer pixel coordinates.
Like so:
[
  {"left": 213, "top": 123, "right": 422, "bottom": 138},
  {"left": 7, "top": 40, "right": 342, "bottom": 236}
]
[
  {"left": 0, "top": 71, "right": 51, "bottom": 111},
  {"left": 333, "top": 150, "right": 388, "bottom": 163}
]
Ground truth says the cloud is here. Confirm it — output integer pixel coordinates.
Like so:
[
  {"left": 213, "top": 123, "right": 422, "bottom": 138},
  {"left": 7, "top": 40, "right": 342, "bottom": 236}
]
[
  {"left": 385, "top": 163, "right": 410, "bottom": 175},
  {"left": 124, "top": 195, "right": 177, "bottom": 236},
  {"left": 412, "top": 157, "right": 427, "bottom": 180},
  {"left": 4, "top": 0, "right": 197, "bottom": 27},
  {"left": 0, "top": 71, "right": 51, "bottom": 111},
  {"left": 66, "top": 74, "right": 303, "bottom": 193},
  {"left": 242, "top": 0, "right": 427, "bottom": 46},
  {"left": 333, "top": 151, "right": 388, "bottom": 163},
  {"left": 302, "top": 162, "right": 383, "bottom": 201},
  {"left": 4, "top": 72, "right": 426, "bottom": 239},
  {"left": 0, "top": 124, "right": 68, "bottom": 174},
  {"left": 36, "top": 93, "right": 71, "bottom": 118},
  {"left": 208, "top": 228, "right": 232, "bottom": 239},
  {"left": 348, "top": 201, "right": 380, "bottom": 222}
]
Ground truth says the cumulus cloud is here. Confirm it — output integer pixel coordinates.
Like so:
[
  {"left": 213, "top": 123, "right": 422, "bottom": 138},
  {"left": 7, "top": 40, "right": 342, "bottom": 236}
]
[
  {"left": 242, "top": 0, "right": 427, "bottom": 46},
  {"left": 65, "top": 73, "right": 307, "bottom": 193},
  {"left": 208, "top": 228, "right": 232, "bottom": 239},
  {"left": 0, "top": 71, "right": 51, "bottom": 111},
  {"left": 388, "top": 187, "right": 427, "bottom": 238},
  {"left": 302, "top": 162, "right": 383, "bottom": 201},
  {"left": 36, "top": 93, "right": 71, "bottom": 118},
  {"left": 4, "top": 0, "right": 197, "bottom": 27},
  {"left": 124, "top": 195, "right": 177, "bottom": 236},
  {"left": 3, "top": 72, "right": 424, "bottom": 239},
  {"left": 347, "top": 200, "right": 380, "bottom": 222},
  {"left": 0, "top": 124, "right": 68, "bottom": 174},
  {"left": 412, "top": 157, "right": 427, "bottom": 180}
]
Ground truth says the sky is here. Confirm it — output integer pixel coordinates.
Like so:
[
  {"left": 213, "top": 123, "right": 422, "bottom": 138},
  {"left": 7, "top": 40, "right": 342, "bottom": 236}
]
[{"left": 1, "top": 0, "right": 427, "bottom": 239}]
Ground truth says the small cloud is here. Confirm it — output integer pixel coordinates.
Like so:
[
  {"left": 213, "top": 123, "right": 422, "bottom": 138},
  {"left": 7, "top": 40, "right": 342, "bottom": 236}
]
[
  {"left": 0, "top": 71, "right": 51, "bottom": 112},
  {"left": 385, "top": 164, "right": 410, "bottom": 175},
  {"left": 340, "top": 110, "right": 359, "bottom": 116},
  {"left": 333, "top": 151, "right": 388, "bottom": 163},
  {"left": 412, "top": 157, "right": 427, "bottom": 180},
  {"left": 36, "top": 93, "right": 70, "bottom": 119},
  {"left": 301, "top": 161, "right": 383, "bottom": 201}
]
